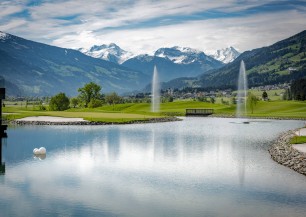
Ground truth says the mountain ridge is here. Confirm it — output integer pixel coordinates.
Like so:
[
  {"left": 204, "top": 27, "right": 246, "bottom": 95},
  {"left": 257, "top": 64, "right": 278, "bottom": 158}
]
[{"left": 0, "top": 31, "right": 148, "bottom": 96}]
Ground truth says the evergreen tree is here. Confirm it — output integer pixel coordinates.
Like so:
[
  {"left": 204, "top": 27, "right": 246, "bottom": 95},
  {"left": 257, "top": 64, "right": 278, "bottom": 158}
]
[{"left": 262, "top": 91, "right": 268, "bottom": 100}]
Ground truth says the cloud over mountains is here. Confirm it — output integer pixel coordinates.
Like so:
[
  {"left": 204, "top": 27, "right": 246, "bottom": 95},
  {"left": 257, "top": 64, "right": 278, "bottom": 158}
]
[{"left": 1, "top": 0, "right": 306, "bottom": 55}]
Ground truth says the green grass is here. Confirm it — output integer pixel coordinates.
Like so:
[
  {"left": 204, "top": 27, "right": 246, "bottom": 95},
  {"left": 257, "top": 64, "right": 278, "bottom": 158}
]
[
  {"left": 3, "top": 99, "right": 306, "bottom": 123},
  {"left": 248, "top": 89, "right": 285, "bottom": 101},
  {"left": 290, "top": 136, "right": 306, "bottom": 144},
  {"left": 2, "top": 106, "right": 160, "bottom": 123},
  {"left": 246, "top": 100, "right": 306, "bottom": 118}
]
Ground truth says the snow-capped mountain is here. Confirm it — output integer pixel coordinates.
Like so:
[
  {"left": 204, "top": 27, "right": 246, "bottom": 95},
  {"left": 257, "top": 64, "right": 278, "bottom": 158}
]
[
  {"left": 79, "top": 43, "right": 134, "bottom": 64},
  {"left": 154, "top": 46, "right": 219, "bottom": 65},
  {"left": 208, "top": 46, "right": 240, "bottom": 64},
  {"left": 122, "top": 46, "right": 223, "bottom": 82}
]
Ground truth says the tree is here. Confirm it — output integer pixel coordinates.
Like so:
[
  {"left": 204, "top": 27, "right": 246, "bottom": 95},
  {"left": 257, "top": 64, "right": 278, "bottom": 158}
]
[
  {"left": 247, "top": 92, "right": 258, "bottom": 114},
  {"left": 49, "top": 92, "right": 70, "bottom": 111},
  {"left": 70, "top": 97, "right": 79, "bottom": 108},
  {"left": 262, "top": 91, "right": 268, "bottom": 101},
  {"left": 78, "top": 82, "right": 102, "bottom": 107},
  {"left": 283, "top": 88, "right": 292, "bottom": 100},
  {"left": 105, "top": 92, "right": 121, "bottom": 109},
  {"left": 210, "top": 97, "right": 215, "bottom": 104},
  {"left": 291, "top": 78, "right": 306, "bottom": 101}
]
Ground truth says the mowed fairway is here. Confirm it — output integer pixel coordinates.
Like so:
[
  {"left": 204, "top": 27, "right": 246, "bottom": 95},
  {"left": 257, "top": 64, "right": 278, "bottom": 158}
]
[
  {"left": 3, "top": 106, "right": 160, "bottom": 122},
  {"left": 3, "top": 100, "right": 306, "bottom": 122}
]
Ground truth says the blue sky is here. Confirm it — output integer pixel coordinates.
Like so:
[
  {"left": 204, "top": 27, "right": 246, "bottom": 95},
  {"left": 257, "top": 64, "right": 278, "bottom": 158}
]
[{"left": 1, "top": 0, "right": 306, "bottom": 55}]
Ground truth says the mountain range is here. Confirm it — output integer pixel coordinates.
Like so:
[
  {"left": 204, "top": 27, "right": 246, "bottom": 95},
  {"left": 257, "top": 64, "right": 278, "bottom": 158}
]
[
  {"left": 79, "top": 44, "right": 240, "bottom": 65},
  {"left": 1, "top": 30, "right": 305, "bottom": 97},
  {"left": 0, "top": 32, "right": 233, "bottom": 96},
  {"left": 162, "top": 30, "right": 306, "bottom": 90},
  {"left": 78, "top": 44, "right": 240, "bottom": 82},
  {"left": 122, "top": 47, "right": 224, "bottom": 81}
]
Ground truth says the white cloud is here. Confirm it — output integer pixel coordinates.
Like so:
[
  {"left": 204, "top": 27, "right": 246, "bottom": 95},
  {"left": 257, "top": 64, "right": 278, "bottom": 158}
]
[
  {"left": 2, "top": 0, "right": 306, "bottom": 55},
  {"left": 0, "top": 1, "right": 24, "bottom": 18},
  {"left": 0, "top": 19, "right": 27, "bottom": 31},
  {"left": 50, "top": 9, "right": 306, "bottom": 55}
]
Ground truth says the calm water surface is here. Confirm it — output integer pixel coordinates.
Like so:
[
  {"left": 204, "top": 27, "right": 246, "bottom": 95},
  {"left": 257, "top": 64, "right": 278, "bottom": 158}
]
[{"left": 1, "top": 117, "right": 306, "bottom": 217}]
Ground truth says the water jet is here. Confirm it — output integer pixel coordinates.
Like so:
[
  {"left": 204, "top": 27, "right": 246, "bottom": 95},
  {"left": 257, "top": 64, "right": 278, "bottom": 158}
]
[
  {"left": 236, "top": 60, "right": 248, "bottom": 120},
  {"left": 151, "top": 66, "right": 160, "bottom": 113}
]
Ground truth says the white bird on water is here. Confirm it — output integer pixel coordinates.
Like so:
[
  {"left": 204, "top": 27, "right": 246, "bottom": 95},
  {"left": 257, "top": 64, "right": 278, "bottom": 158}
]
[{"left": 33, "top": 147, "right": 46, "bottom": 155}]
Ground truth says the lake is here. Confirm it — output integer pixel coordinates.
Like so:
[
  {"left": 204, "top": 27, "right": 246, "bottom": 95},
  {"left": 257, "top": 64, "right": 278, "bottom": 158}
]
[{"left": 1, "top": 117, "right": 306, "bottom": 217}]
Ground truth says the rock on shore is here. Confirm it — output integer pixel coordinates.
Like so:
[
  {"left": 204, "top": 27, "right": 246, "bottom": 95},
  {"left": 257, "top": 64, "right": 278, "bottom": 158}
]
[{"left": 269, "top": 130, "right": 306, "bottom": 176}]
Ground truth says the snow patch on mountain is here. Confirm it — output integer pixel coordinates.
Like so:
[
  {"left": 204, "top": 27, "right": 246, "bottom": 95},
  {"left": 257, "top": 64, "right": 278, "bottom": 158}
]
[
  {"left": 208, "top": 46, "right": 240, "bottom": 63},
  {"left": 154, "top": 46, "right": 214, "bottom": 65},
  {"left": 78, "top": 43, "right": 134, "bottom": 64},
  {"left": 134, "top": 54, "right": 154, "bottom": 62},
  {"left": 0, "top": 32, "right": 9, "bottom": 40}
]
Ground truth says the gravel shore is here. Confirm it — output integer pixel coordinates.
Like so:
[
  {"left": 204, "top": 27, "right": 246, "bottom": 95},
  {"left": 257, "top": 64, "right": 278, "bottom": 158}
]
[{"left": 269, "top": 130, "right": 306, "bottom": 176}]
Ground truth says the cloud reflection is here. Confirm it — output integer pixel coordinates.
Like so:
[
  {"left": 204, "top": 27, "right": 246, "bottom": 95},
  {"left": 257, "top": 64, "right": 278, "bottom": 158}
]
[{"left": 1, "top": 118, "right": 306, "bottom": 216}]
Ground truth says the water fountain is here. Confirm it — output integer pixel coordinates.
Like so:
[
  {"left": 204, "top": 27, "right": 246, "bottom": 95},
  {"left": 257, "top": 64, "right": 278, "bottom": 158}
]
[
  {"left": 236, "top": 60, "right": 249, "bottom": 123},
  {"left": 151, "top": 65, "right": 160, "bottom": 112}
]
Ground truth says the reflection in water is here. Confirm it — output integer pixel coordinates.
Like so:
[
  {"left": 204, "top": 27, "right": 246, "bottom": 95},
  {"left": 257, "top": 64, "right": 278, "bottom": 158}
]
[
  {"left": 0, "top": 137, "right": 6, "bottom": 174},
  {"left": 1, "top": 118, "right": 306, "bottom": 217},
  {"left": 33, "top": 154, "right": 46, "bottom": 160},
  {"left": 107, "top": 128, "right": 121, "bottom": 161}
]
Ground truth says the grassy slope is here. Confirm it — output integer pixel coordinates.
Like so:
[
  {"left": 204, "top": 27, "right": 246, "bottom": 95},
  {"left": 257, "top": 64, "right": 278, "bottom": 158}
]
[{"left": 246, "top": 100, "right": 306, "bottom": 118}]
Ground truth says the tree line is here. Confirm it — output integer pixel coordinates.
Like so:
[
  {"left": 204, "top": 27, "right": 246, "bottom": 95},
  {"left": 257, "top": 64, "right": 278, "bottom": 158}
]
[
  {"left": 49, "top": 82, "right": 122, "bottom": 111},
  {"left": 283, "top": 78, "right": 306, "bottom": 101}
]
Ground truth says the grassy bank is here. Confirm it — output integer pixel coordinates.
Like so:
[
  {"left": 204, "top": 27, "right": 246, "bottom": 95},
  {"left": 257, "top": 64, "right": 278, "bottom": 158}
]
[
  {"left": 3, "top": 99, "right": 306, "bottom": 123},
  {"left": 290, "top": 136, "right": 306, "bottom": 144}
]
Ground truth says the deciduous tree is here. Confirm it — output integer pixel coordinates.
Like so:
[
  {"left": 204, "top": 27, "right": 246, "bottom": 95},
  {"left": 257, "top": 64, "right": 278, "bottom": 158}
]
[
  {"left": 105, "top": 92, "right": 121, "bottom": 109},
  {"left": 49, "top": 92, "right": 70, "bottom": 111},
  {"left": 78, "top": 82, "right": 102, "bottom": 107},
  {"left": 247, "top": 92, "right": 258, "bottom": 114}
]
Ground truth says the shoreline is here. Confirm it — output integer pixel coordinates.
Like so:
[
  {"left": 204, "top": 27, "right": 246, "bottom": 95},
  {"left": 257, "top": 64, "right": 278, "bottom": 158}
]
[
  {"left": 211, "top": 114, "right": 306, "bottom": 121},
  {"left": 5, "top": 114, "right": 306, "bottom": 126},
  {"left": 269, "top": 130, "right": 306, "bottom": 176},
  {"left": 9, "top": 116, "right": 181, "bottom": 126}
]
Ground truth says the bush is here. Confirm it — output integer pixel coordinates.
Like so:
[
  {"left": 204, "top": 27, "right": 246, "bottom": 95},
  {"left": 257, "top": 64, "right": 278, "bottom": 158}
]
[
  {"left": 70, "top": 97, "right": 79, "bottom": 108},
  {"left": 88, "top": 99, "right": 103, "bottom": 108},
  {"left": 49, "top": 92, "right": 70, "bottom": 111}
]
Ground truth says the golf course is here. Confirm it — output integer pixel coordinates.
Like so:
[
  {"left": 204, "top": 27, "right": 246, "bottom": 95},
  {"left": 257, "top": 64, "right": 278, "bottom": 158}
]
[{"left": 3, "top": 99, "right": 306, "bottom": 123}]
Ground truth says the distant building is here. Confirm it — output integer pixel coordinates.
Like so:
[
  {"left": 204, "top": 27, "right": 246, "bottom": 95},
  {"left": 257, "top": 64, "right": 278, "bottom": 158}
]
[{"left": 288, "top": 67, "right": 297, "bottom": 73}]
